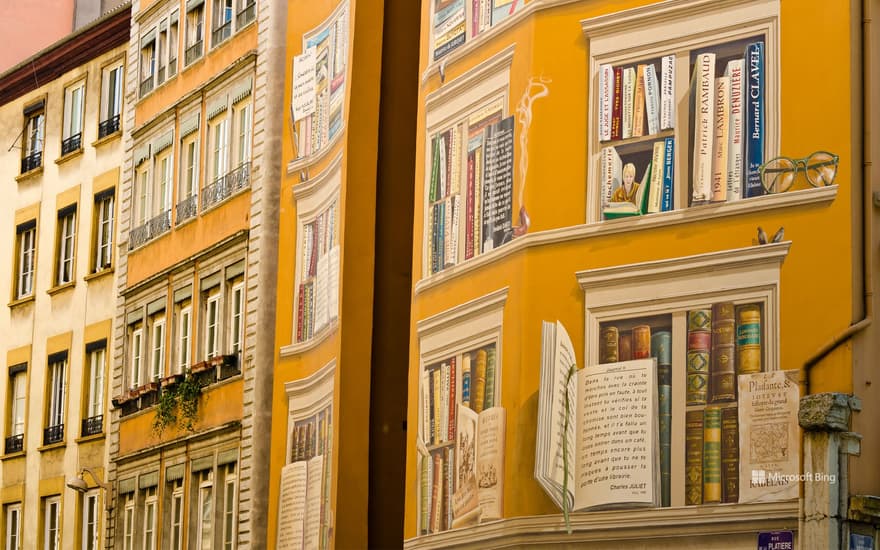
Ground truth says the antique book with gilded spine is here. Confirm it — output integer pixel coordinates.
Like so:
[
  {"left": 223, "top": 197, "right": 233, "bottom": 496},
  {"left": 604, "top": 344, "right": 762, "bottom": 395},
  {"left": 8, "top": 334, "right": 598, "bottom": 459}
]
[
  {"left": 600, "top": 325, "right": 619, "bottom": 363},
  {"left": 483, "top": 347, "right": 496, "bottom": 410},
  {"left": 687, "top": 309, "right": 711, "bottom": 405},
  {"left": 736, "top": 304, "right": 762, "bottom": 374},
  {"left": 702, "top": 405, "right": 722, "bottom": 503},
  {"left": 685, "top": 409, "right": 704, "bottom": 505},
  {"left": 619, "top": 332, "right": 633, "bottom": 361},
  {"left": 721, "top": 406, "right": 739, "bottom": 503},
  {"left": 632, "top": 324, "right": 651, "bottom": 359},
  {"left": 472, "top": 349, "right": 488, "bottom": 413},
  {"left": 710, "top": 302, "right": 736, "bottom": 402},
  {"left": 652, "top": 330, "right": 672, "bottom": 507}
]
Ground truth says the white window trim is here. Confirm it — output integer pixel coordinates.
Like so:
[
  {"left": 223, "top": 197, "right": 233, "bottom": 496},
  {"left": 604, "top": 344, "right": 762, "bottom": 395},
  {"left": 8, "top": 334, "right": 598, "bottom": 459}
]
[
  {"left": 143, "top": 487, "right": 157, "bottom": 550},
  {"left": 131, "top": 328, "right": 144, "bottom": 388},
  {"left": 205, "top": 291, "right": 221, "bottom": 359},
  {"left": 151, "top": 317, "right": 166, "bottom": 381},
  {"left": 5, "top": 503, "right": 21, "bottom": 550},
  {"left": 82, "top": 490, "right": 99, "bottom": 550},
  {"left": 56, "top": 209, "right": 76, "bottom": 286},
  {"left": 62, "top": 80, "right": 85, "bottom": 142},
  {"left": 43, "top": 496, "right": 60, "bottom": 550},
  {"left": 178, "top": 305, "right": 192, "bottom": 373},
  {"left": 122, "top": 494, "right": 135, "bottom": 550},
  {"left": 581, "top": 0, "right": 780, "bottom": 222},
  {"left": 16, "top": 224, "right": 36, "bottom": 299},
  {"left": 229, "top": 282, "right": 244, "bottom": 355},
  {"left": 95, "top": 192, "right": 115, "bottom": 271},
  {"left": 170, "top": 481, "right": 184, "bottom": 550},
  {"left": 101, "top": 60, "right": 124, "bottom": 125},
  {"left": 222, "top": 463, "right": 238, "bottom": 549},
  {"left": 10, "top": 371, "right": 26, "bottom": 437},
  {"left": 197, "top": 470, "right": 214, "bottom": 548},
  {"left": 180, "top": 133, "right": 200, "bottom": 200},
  {"left": 87, "top": 347, "right": 105, "bottom": 419},
  {"left": 211, "top": 116, "right": 230, "bottom": 182},
  {"left": 234, "top": 101, "right": 252, "bottom": 166},
  {"left": 47, "top": 359, "right": 66, "bottom": 430}
]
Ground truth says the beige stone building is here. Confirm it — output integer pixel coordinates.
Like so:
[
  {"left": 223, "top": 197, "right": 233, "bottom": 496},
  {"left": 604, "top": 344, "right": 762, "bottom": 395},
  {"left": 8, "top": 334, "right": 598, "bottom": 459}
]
[{"left": 0, "top": 5, "right": 129, "bottom": 549}]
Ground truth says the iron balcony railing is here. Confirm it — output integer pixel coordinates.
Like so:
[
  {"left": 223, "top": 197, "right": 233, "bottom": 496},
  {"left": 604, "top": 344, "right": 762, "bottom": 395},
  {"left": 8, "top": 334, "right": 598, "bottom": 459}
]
[
  {"left": 129, "top": 209, "right": 172, "bottom": 250},
  {"left": 237, "top": 2, "right": 256, "bottom": 27},
  {"left": 61, "top": 133, "right": 82, "bottom": 156},
  {"left": 176, "top": 194, "right": 199, "bottom": 225},
  {"left": 43, "top": 424, "right": 64, "bottom": 445},
  {"left": 201, "top": 162, "right": 251, "bottom": 211},
  {"left": 81, "top": 415, "right": 103, "bottom": 437},
  {"left": 185, "top": 40, "right": 203, "bottom": 65},
  {"left": 139, "top": 75, "right": 154, "bottom": 97},
  {"left": 4, "top": 434, "right": 23, "bottom": 454},
  {"left": 21, "top": 151, "right": 41, "bottom": 173},
  {"left": 212, "top": 20, "right": 232, "bottom": 46},
  {"left": 98, "top": 114, "right": 120, "bottom": 138}
]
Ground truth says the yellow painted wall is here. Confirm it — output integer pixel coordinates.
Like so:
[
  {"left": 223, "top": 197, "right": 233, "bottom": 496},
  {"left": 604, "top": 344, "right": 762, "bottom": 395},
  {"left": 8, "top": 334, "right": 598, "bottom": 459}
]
[
  {"left": 117, "top": 379, "right": 243, "bottom": 456},
  {"left": 405, "top": 0, "right": 858, "bottom": 539}
]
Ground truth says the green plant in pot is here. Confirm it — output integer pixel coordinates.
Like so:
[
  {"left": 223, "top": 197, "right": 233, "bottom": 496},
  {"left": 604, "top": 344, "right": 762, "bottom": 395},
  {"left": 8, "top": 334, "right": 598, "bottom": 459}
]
[{"left": 152, "top": 370, "right": 203, "bottom": 436}]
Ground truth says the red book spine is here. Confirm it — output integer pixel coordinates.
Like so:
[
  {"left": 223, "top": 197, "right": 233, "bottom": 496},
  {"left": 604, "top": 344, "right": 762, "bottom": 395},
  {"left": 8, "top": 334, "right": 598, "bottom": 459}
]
[
  {"left": 611, "top": 66, "right": 623, "bottom": 140},
  {"left": 632, "top": 324, "right": 651, "bottom": 359}
]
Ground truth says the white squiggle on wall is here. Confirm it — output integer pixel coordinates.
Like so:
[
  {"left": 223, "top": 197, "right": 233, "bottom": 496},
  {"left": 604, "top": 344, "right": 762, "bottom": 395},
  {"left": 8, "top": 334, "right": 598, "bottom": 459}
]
[{"left": 513, "top": 76, "right": 551, "bottom": 236}]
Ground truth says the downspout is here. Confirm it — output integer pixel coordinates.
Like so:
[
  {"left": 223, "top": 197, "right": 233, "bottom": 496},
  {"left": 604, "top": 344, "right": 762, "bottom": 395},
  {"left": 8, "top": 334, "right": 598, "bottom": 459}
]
[{"left": 802, "top": 0, "right": 873, "bottom": 394}]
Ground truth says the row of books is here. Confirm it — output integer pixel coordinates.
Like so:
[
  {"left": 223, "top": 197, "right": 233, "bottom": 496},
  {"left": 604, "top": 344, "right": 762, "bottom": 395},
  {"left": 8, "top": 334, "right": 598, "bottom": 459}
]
[
  {"left": 601, "top": 137, "right": 675, "bottom": 218},
  {"left": 420, "top": 446, "right": 456, "bottom": 533},
  {"left": 686, "top": 404, "right": 739, "bottom": 505},
  {"left": 301, "top": 204, "right": 336, "bottom": 281},
  {"left": 598, "top": 56, "right": 675, "bottom": 142},
  {"left": 433, "top": 0, "right": 466, "bottom": 61},
  {"left": 290, "top": 408, "right": 332, "bottom": 464},
  {"left": 690, "top": 41, "right": 765, "bottom": 204},
  {"left": 421, "top": 346, "right": 497, "bottom": 446}
]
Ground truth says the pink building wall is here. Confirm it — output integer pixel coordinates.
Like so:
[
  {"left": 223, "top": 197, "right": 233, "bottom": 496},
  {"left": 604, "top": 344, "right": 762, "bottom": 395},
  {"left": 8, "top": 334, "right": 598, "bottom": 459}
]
[{"left": 0, "top": 0, "right": 76, "bottom": 72}]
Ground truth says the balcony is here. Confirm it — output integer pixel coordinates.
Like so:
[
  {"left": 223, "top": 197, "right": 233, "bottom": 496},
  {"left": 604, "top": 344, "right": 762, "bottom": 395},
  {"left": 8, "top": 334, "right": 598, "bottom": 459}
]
[
  {"left": 21, "top": 151, "right": 41, "bottom": 173},
  {"left": 201, "top": 162, "right": 251, "bottom": 211},
  {"left": 139, "top": 75, "right": 154, "bottom": 97},
  {"left": 128, "top": 209, "right": 172, "bottom": 250},
  {"left": 98, "top": 114, "right": 121, "bottom": 138},
  {"left": 237, "top": 2, "right": 256, "bottom": 27},
  {"left": 212, "top": 20, "right": 232, "bottom": 46},
  {"left": 43, "top": 424, "right": 64, "bottom": 445},
  {"left": 61, "top": 133, "right": 82, "bottom": 156},
  {"left": 185, "top": 40, "right": 203, "bottom": 65},
  {"left": 81, "top": 415, "right": 103, "bottom": 437},
  {"left": 4, "top": 434, "right": 23, "bottom": 454},
  {"left": 176, "top": 194, "right": 198, "bottom": 224}
]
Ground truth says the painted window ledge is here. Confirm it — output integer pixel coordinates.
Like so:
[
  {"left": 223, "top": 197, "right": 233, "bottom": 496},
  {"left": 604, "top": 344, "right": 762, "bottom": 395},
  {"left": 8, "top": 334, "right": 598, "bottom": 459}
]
[{"left": 414, "top": 185, "right": 836, "bottom": 294}]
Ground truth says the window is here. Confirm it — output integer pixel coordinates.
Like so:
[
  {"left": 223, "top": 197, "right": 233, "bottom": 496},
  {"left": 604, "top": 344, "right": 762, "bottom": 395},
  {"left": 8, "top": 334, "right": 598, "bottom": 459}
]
[
  {"left": 140, "top": 30, "right": 157, "bottom": 97},
  {"left": 204, "top": 291, "right": 220, "bottom": 359},
  {"left": 167, "top": 476, "right": 185, "bottom": 550},
  {"left": 576, "top": 243, "right": 789, "bottom": 508},
  {"left": 130, "top": 325, "right": 144, "bottom": 388},
  {"left": 236, "top": 0, "right": 256, "bottom": 28},
  {"left": 83, "top": 345, "right": 105, "bottom": 436},
  {"left": 4, "top": 504, "right": 20, "bottom": 550},
  {"left": 62, "top": 81, "right": 85, "bottom": 155},
  {"left": 81, "top": 491, "right": 99, "bottom": 550},
  {"left": 178, "top": 303, "right": 192, "bottom": 373},
  {"left": 6, "top": 366, "right": 26, "bottom": 453},
  {"left": 220, "top": 462, "right": 237, "bottom": 549},
  {"left": 294, "top": 4, "right": 348, "bottom": 158},
  {"left": 229, "top": 282, "right": 244, "bottom": 356},
  {"left": 122, "top": 493, "right": 134, "bottom": 550},
  {"left": 42, "top": 496, "right": 60, "bottom": 550},
  {"left": 168, "top": 11, "right": 180, "bottom": 77},
  {"left": 422, "top": 46, "right": 514, "bottom": 277},
  {"left": 178, "top": 125, "right": 200, "bottom": 224},
  {"left": 93, "top": 190, "right": 114, "bottom": 272},
  {"left": 155, "top": 149, "right": 173, "bottom": 215},
  {"left": 235, "top": 102, "right": 252, "bottom": 166},
  {"left": 583, "top": 0, "right": 779, "bottom": 222},
  {"left": 211, "top": 117, "right": 230, "bottom": 182},
  {"left": 143, "top": 486, "right": 157, "bottom": 550},
  {"left": 55, "top": 206, "right": 77, "bottom": 286},
  {"left": 195, "top": 469, "right": 213, "bottom": 550},
  {"left": 212, "top": 0, "right": 233, "bottom": 46},
  {"left": 415, "top": 288, "right": 507, "bottom": 534},
  {"left": 100, "top": 61, "right": 124, "bottom": 138},
  {"left": 14, "top": 221, "right": 36, "bottom": 299},
  {"left": 45, "top": 353, "right": 66, "bottom": 445},
  {"left": 185, "top": 3, "right": 205, "bottom": 65},
  {"left": 295, "top": 198, "right": 339, "bottom": 343},
  {"left": 22, "top": 101, "right": 44, "bottom": 173},
  {"left": 150, "top": 314, "right": 166, "bottom": 381},
  {"left": 430, "top": 0, "right": 523, "bottom": 62},
  {"left": 136, "top": 165, "right": 151, "bottom": 226}
]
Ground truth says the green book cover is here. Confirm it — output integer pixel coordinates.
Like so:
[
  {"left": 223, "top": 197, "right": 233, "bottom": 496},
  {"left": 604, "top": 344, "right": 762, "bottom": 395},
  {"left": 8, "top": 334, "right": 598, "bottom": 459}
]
[
  {"left": 652, "top": 330, "right": 672, "bottom": 507},
  {"left": 483, "top": 346, "right": 496, "bottom": 409},
  {"left": 703, "top": 405, "right": 722, "bottom": 503}
]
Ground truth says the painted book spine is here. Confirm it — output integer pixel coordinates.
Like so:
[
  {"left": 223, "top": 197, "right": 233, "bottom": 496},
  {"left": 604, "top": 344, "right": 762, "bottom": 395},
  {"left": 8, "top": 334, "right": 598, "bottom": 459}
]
[
  {"left": 632, "top": 324, "right": 651, "bottom": 359},
  {"left": 703, "top": 405, "right": 722, "bottom": 503},
  {"left": 632, "top": 64, "right": 647, "bottom": 138},
  {"left": 652, "top": 330, "right": 672, "bottom": 507},
  {"left": 461, "top": 353, "right": 471, "bottom": 409},
  {"left": 687, "top": 308, "right": 711, "bottom": 405},
  {"left": 600, "top": 325, "right": 619, "bottom": 363},
  {"left": 744, "top": 41, "right": 765, "bottom": 197},
  {"left": 726, "top": 59, "right": 744, "bottom": 202},
  {"left": 711, "top": 76, "right": 730, "bottom": 202},
  {"left": 448, "top": 357, "right": 457, "bottom": 441},
  {"left": 661, "top": 136, "right": 675, "bottom": 211},
  {"left": 736, "top": 304, "right": 762, "bottom": 374},
  {"left": 473, "top": 349, "right": 487, "bottom": 413},
  {"left": 710, "top": 302, "right": 737, "bottom": 402},
  {"left": 647, "top": 140, "right": 665, "bottom": 213},
  {"left": 421, "top": 455, "right": 430, "bottom": 534},
  {"left": 690, "top": 53, "right": 715, "bottom": 205},
  {"left": 465, "top": 150, "right": 475, "bottom": 260},
  {"left": 483, "top": 347, "right": 496, "bottom": 409},
  {"left": 433, "top": 368, "right": 441, "bottom": 445},
  {"left": 599, "top": 64, "right": 614, "bottom": 141},
  {"left": 644, "top": 63, "right": 661, "bottom": 136},
  {"left": 685, "top": 409, "right": 704, "bottom": 505},
  {"left": 611, "top": 66, "right": 623, "bottom": 140},
  {"left": 721, "top": 406, "right": 739, "bottom": 503},
  {"left": 660, "top": 54, "right": 675, "bottom": 130},
  {"left": 432, "top": 452, "right": 443, "bottom": 532},
  {"left": 622, "top": 67, "right": 636, "bottom": 139},
  {"left": 618, "top": 332, "right": 633, "bottom": 361}
]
